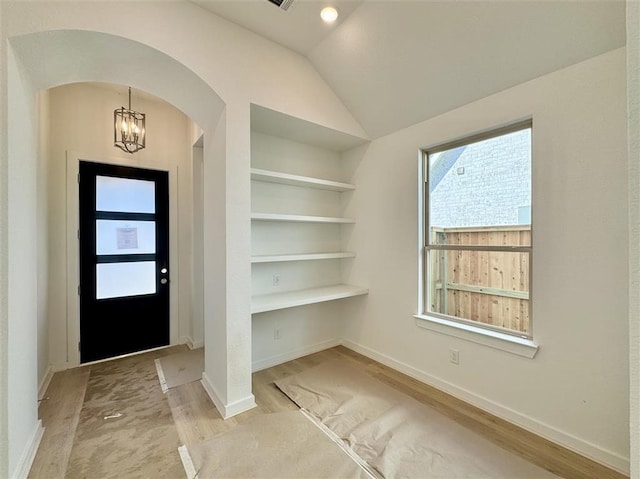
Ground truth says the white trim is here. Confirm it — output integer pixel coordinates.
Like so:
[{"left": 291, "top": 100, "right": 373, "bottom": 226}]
[
  {"left": 414, "top": 315, "right": 539, "bottom": 359},
  {"left": 179, "top": 336, "right": 204, "bottom": 350},
  {"left": 65, "top": 151, "right": 179, "bottom": 368},
  {"left": 51, "top": 362, "right": 70, "bottom": 373},
  {"left": 252, "top": 338, "right": 341, "bottom": 372},
  {"left": 79, "top": 344, "right": 174, "bottom": 368},
  {"left": 51, "top": 345, "right": 176, "bottom": 374},
  {"left": 200, "top": 372, "right": 256, "bottom": 419},
  {"left": 178, "top": 445, "right": 199, "bottom": 479},
  {"left": 37, "top": 366, "right": 53, "bottom": 400},
  {"left": 341, "top": 339, "right": 630, "bottom": 475},
  {"left": 154, "top": 359, "right": 169, "bottom": 394},
  {"left": 11, "top": 420, "right": 44, "bottom": 479}
]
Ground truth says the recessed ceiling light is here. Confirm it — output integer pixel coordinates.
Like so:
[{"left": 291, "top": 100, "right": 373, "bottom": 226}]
[{"left": 320, "top": 6, "right": 338, "bottom": 23}]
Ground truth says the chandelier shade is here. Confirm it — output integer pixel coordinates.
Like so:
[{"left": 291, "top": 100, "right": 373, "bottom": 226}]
[{"left": 114, "top": 87, "right": 146, "bottom": 154}]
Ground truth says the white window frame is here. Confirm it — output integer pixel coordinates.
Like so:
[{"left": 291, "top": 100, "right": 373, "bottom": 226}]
[{"left": 415, "top": 120, "right": 539, "bottom": 358}]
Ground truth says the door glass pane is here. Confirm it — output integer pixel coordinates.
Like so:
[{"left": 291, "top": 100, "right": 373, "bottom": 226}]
[
  {"left": 96, "top": 261, "right": 156, "bottom": 299},
  {"left": 96, "top": 176, "right": 155, "bottom": 213},
  {"left": 96, "top": 220, "right": 156, "bottom": 255}
]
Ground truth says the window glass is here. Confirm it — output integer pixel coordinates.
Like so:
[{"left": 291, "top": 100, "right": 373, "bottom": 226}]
[
  {"left": 429, "top": 128, "right": 531, "bottom": 246},
  {"left": 422, "top": 123, "right": 532, "bottom": 338}
]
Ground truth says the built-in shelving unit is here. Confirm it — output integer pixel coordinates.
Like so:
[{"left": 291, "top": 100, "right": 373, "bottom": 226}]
[{"left": 250, "top": 104, "right": 369, "bottom": 315}]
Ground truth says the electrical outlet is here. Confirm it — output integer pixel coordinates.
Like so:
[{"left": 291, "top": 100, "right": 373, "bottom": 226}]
[
  {"left": 274, "top": 328, "right": 282, "bottom": 340},
  {"left": 449, "top": 349, "right": 460, "bottom": 365},
  {"left": 272, "top": 274, "right": 280, "bottom": 286}
]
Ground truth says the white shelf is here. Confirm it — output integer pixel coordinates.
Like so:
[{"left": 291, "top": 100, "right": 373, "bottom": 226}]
[
  {"left": 251, "top": 104, "right": 369, "bottom": 151},
  {"left": 251, "top": 168, "right": 355, "bottom": 192},
  {"left": 251, "top": 284, "right": 369, "bottom": 314},
  {"left": 251, "top": 213, "right": 355, "bottom": 224},
  {"left": 252, "top": 252, "right": 356, "bottom": 263}
]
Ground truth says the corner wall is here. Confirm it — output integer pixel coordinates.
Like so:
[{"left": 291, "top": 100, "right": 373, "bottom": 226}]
[
  {"left": 342, "top": 48, "right": 630, "bottom": 472},
  {"left": 7, "top": 44, "right": 42, "bottom": 479},
  {"left": 191, "top": 143, "right": 204, "bottom": 348},
  {"left": 36, "top": 89, "right": 50, "bottom": 397},
  {"left": 627, "top": 1, "right": 640, "bottom": 476}
]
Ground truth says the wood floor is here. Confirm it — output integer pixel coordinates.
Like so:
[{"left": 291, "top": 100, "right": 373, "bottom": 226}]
[{"left": 29, "top": 345, "right": 627, "bottom": 479}]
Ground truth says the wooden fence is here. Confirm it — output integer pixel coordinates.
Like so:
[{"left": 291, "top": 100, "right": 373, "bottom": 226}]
[{"left": 430, "top": 226, "right": 531, "bottom": 335}]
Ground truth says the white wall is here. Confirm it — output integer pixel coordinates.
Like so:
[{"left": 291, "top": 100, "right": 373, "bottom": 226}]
[
  {"left": 46, "top": 83, "right": 194, "bottom": 369},
  {"left": 36, "top": 90, "right": 50, "bottom": 391},
  {"left": 252, "top": 304, "right": 343, "bottom": 371},
  {"left": 191, "top": 144, "right": 204, "bottom": 348},
  {"left": 342, "top": 48, "right": 629, "bottom": 472},
  {"left": 202, "top": 109, "right": 235, "bottom": 412},
  {"left": 7, "top": 45, "right": 42, "bottom": 479},
  {"left": 0, "top": 3, "right": 7, "bottom": 472}
]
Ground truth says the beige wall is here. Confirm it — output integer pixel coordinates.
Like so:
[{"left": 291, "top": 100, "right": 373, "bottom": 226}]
[
  {"left": 627, "top": 1, "right": 640, "bottom": 476},
  {"left": 342, "top": 48, "right": 630, "bottom": 472},
  {"left": 46, "top": 83, "right": 195, "bottom": 370}
]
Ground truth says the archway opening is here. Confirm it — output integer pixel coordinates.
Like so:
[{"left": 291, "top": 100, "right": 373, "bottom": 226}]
[{"left": 4, "top": 29, "right": 239, "bottom": 475}]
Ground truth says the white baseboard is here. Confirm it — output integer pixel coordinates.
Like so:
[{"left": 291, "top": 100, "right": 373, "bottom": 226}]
[
  {"left": 180, "top": 336, "right": 204, "bottom": 350},
  {"left": 341, "top": 339, "right": 630, "bottom": 475},
  {"left": 51, "top": 362, "right": 70, "bottom": 373},
  {"left": 252, "top": 338, "right": 341, "bottom": 372},
  {"left": 38, "top": 366, "right": 54, "bottom": 400},
  {"left": 179, "top": 336, "right": 194, "bottom": 350},
  {"left": 11, "top": 420, "right": 44, "bottom": 479},
  {"left": 201, "top": 372, "right": 256, "bottom": 419}
]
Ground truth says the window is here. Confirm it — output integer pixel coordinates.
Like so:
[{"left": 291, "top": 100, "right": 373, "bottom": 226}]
[{"left": 419, "top": 121, "right": 532, "bottom": 339}]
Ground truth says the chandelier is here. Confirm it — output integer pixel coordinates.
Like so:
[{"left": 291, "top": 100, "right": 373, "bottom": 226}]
[{"left": 114, "top": 87, "right": 146, "bottom": 154}]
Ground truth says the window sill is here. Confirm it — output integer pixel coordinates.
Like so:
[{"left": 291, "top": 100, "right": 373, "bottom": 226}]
[{"left": 414, "top": 314, "right": 539, "bottom": 359}]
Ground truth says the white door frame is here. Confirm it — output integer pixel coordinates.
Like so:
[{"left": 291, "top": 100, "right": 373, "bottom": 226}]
[{"left": 65, "top": 150, "right": 179, "bottom": 368}]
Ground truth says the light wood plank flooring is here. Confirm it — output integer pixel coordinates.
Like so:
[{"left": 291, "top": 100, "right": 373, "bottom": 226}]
[{"left": 29, "top": 345, "right": 627, "bottom": 479}]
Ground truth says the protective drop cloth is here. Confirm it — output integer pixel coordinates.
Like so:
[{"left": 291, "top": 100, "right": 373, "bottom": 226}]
[
  {"left": 275, "top": 360, "right": 559, "bottom": 479},
  {"left": 187, "top": 410, "right": 372, "bottom": 478},
  {"left": 155, "top": 347, "right": 204, "bottom": 392}
]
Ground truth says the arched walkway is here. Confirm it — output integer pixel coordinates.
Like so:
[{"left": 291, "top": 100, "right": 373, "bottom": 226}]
[{"left": 2, "top": 28, "right": 255, "bottom": 477}]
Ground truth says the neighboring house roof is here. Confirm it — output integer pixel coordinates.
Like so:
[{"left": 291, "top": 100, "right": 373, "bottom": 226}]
[{"left": 429, "top": 146, "right": 466, "bottom": 193}]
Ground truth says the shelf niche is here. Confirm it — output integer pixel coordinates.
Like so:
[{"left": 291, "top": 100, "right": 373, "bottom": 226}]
[{"left": 250, "top": 104, "right": 368, "bottom": 314}]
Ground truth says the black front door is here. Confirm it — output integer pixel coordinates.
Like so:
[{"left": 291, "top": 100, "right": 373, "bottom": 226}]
[{"left": 79, "top": 161, "right": 170, "bottom": 363}]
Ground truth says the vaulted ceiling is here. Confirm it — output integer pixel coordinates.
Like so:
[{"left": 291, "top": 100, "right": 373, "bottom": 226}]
[{"left": 193, "top": 0, "right": 626, "bottom": 139}]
